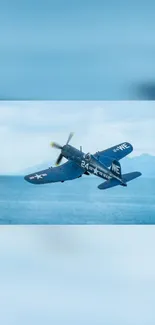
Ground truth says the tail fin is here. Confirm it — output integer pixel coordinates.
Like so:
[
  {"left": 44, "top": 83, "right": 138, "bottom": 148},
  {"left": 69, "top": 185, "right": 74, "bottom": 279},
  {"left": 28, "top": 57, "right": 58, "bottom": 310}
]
[{"left": 110, "top": 160, "right": 122, "bottom": 178}]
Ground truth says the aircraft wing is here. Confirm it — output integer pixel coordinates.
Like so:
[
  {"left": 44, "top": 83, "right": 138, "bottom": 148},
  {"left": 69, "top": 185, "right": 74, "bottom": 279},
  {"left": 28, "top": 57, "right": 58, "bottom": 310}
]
[
  {"left": 24, "top": 161, "right": 84, "bottom": 184},
  {"left": 94, "top": 142, "right": 133, "bottom": 167}
]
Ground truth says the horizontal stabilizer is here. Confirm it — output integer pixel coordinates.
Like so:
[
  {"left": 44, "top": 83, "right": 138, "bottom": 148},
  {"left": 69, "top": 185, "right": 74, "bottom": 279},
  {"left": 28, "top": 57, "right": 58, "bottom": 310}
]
[
  {"left": 122, "top": 171, "right": 142, "bottom": 183},
  {"left": 98, "top": 171, "right": 142, "bottom": 190}
]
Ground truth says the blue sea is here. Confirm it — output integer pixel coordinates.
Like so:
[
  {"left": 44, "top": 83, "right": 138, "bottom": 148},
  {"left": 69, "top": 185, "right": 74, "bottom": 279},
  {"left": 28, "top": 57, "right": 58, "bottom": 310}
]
[{"left": 1, "top": 176, "right": 155, "bottom": 224}]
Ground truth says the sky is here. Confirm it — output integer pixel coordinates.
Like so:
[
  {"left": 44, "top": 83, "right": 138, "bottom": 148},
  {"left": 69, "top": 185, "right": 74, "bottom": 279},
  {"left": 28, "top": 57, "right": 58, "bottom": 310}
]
[
  {"left": 0, "top": 226, "right": 155, "bottom": 325},
  {"left": 0, "top": 101, "right": 155, "bottom": 174},
  {"left": 1, "top": 0, "right": 155, "bottom": 99}
]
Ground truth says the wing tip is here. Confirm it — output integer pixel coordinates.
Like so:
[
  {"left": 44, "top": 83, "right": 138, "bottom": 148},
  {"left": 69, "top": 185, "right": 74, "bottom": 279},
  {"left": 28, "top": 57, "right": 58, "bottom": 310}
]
[
  {"left": 24, "top": 173, "right": 40, "bottom": 184},
  {"left": 127, "top": 142, "right": 133, "bottom": 152},
  {"left": 24, "top": 174, "right": 31, "bottom": 183},
  {"left": 136, "top": 171, "right": 142, "bottom": 177}
]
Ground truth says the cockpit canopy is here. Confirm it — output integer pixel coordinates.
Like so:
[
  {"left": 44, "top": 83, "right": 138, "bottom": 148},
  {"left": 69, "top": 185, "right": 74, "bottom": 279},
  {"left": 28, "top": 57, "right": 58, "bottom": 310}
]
[{"left": 85, "top": 152, "right": 91, "bottom": 161}]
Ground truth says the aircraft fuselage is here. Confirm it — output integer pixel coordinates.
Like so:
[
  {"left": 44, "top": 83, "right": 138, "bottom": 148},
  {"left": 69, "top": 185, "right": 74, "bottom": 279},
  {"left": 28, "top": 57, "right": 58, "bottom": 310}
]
[{"left": 62, "top": 144, "right": 124, "bottom": 184}]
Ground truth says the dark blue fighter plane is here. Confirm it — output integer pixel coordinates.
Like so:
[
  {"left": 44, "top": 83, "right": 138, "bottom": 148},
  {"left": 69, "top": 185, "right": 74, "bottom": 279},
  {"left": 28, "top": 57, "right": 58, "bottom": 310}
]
[{"left": 24, "top": 133, "right": 142, "bottom": 190}]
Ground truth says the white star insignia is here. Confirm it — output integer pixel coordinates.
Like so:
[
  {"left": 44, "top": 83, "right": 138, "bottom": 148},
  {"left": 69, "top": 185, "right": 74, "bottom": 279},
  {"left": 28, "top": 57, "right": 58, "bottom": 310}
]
[
  {"left": 35, "top": 174, "right": 43, "bottom": 179},
  {"left": 29, "top": 173, "right": 47, "bottom": 180},
  {"left": 93, "top": 167, "right": 98, "bottom": 175}
]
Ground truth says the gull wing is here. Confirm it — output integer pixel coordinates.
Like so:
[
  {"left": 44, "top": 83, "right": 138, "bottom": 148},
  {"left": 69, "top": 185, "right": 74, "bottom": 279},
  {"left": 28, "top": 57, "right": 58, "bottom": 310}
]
[
  {"left": 94, "top": 142, "right": 133, "bottom": 167},
  {"left": 24, "top": 161, "right": 84, "bottom": 184}
]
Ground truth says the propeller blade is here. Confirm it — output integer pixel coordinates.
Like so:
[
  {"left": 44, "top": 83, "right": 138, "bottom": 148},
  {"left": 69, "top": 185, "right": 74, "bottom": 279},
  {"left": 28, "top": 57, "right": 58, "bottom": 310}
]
[
  {"left": 66, "top": 132, "right": 74, "bottom": 145},
  {"left": 80, "top": 146, "right": 82, "bottom": 152},
  {"left": 55, "top": 153, "right": 63, "bottom": 166},
  {"left": 50, "top": 142, "right": 62, "bottom": 149},
  {"left": 51, "top": 132, "right": 74, "bottom": 166}
]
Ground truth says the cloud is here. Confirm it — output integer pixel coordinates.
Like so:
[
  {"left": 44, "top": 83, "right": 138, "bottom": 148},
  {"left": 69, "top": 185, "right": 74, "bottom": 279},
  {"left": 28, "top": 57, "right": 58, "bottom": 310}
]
[{"left": 0, "top": 101, "right": 155, "bottom": 173}]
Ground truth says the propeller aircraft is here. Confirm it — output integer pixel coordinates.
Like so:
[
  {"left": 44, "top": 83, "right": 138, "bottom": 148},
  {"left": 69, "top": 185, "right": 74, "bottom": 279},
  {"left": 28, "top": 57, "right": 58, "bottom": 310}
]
[{"left": 24, "top": 133, "right": 142, "bottom": 190}]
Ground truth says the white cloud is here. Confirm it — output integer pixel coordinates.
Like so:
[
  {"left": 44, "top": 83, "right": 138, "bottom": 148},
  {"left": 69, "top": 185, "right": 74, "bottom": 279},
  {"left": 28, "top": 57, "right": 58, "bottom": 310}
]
[{"left": 0, "top": 101, "right": 155, "bottom": 173}]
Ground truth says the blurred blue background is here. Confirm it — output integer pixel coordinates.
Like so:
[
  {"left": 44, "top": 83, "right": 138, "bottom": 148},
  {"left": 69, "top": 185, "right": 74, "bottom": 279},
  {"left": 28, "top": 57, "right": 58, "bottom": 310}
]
[
  {"left": 1, "top": 0, "right": 155, "bottom": 99},
  {"left": 0, "top": 226, "right": 155, "bottom": 324}
]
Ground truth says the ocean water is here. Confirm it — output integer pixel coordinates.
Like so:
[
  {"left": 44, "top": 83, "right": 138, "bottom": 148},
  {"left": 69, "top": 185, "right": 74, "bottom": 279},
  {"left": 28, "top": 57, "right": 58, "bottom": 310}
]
[{"left": 1, "top": 175, "right": 155, "bottom": 224}]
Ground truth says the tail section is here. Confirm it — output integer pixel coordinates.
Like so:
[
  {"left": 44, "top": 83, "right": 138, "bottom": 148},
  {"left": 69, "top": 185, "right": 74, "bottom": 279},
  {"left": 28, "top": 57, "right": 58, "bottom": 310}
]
[
  {"left": 110, "top": 160, "right": 122, "bottom": 178},
  {"left": 122, "top": 172, "right": 142, "bottom": 183},
  {"left": 98, "top": 171, "right": 142, "bottom": 190}
]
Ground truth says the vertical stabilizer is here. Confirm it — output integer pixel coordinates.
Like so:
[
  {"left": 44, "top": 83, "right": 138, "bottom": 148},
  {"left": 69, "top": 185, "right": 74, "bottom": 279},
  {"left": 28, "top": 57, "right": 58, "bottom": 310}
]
[{"left": 110, "top": 160, "right": 122, "bottom": 178}]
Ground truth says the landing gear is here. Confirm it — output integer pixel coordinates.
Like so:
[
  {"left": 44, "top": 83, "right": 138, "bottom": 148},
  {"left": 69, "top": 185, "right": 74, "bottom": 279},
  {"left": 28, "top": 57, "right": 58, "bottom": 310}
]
[
  {"left": 84, "top": 171, "right": 90, "bottom": 175},
  {"left": 121, "top": 182, "right": 127, "bottom": 187}
]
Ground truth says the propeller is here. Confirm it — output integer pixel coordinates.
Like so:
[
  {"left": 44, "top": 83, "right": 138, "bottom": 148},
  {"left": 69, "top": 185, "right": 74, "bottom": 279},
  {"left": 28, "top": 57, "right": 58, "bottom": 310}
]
[
  {"left": 55, "top": 153, "right": 63, "bottom": 166},
  {"left": 50, "top": 132, "right": 74, "bottom": 166},
  {"left": 51, "top": 142, "right": 63, "bottom": 150},
  {"left": 66, "top": 132, "right": 74, "bottom": 145}
]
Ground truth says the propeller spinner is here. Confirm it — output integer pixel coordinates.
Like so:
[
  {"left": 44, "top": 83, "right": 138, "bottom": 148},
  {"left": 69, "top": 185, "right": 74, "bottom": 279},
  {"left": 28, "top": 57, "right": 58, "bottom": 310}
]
[{"left": 50, "top": 132, "right": 74, "bottom": 166}]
